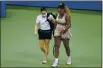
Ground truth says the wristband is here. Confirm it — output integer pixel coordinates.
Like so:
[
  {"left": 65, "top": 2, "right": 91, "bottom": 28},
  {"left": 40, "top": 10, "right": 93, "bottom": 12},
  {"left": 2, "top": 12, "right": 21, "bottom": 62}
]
[
  {"left": 60, "top": 28, "right": 65, "bottom": 33},
  {"left": 63, "top": 28, "right": 66, "bottom": 30}
]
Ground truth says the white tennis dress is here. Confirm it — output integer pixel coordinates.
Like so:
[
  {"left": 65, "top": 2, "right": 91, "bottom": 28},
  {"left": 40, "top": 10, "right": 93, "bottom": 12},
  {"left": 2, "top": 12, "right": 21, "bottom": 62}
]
[{"left": 54, "top": 13, "right": 72, "bottom": 39}]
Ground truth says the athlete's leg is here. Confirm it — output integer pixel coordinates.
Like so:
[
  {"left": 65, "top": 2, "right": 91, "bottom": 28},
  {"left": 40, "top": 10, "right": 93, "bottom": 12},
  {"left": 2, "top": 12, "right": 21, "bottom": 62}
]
[
  {"left": 52, "top": 36, "right": 61, "bottom": 67},
  {"left": 62, "top": 39, "right": 71, "bottom": 64},
  {"left": 39, "top": 40, "right": 45, "bottom": 53},
  {"left": 62, "top": 39, "right": 70, "bottom": 56},
  {"left": 44, "top": 39, "right": 50, "bottom": 59},
  {"left": 39, "top": 39, "right": 48, "bottom": 64},
  {"left": 54, "top": 37, "right": 61, "bottom": 58}
]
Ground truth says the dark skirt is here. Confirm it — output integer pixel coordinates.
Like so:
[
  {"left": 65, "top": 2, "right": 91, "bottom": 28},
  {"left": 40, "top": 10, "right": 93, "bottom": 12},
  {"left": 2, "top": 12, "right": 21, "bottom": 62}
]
[{"left": 38, "top": 29, "right": 52, "bottom": 40}]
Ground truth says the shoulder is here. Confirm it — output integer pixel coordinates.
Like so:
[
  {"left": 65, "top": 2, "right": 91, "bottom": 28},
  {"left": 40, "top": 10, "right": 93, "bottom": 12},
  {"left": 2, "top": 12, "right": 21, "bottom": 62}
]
[
  {"left": 47, "top": 13, "right": 52, "bottom": 17},
  {"left": 48, "top": 13, "right": 55, "bottom": 19},
  {"left": 65, "top": 14, "right": 70, "bottom": 18},
  {"left": 49, "top": 13, "right": 58, "bottom": 19},
  {"left": 37, "top": 14, "right": 42, "bottom": 19},
  {"left": 65, "top": 14, "right": 71, "bottom": 19}
]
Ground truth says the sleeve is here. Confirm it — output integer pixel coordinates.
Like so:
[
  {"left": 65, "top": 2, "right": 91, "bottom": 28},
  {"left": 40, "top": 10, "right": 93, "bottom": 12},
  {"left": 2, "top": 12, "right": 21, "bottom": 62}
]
[
  {"left": 49, "top": 14, "right": 54, "bottom": 20},
  {"left": 36, "top": 16, "right": 40, "bottom": 24}
]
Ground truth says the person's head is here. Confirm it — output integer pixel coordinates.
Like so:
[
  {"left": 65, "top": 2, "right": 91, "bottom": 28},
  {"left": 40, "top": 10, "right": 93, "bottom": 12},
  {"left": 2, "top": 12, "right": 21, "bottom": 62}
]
[
  {"left": 40, "top": 7, "right": 47, "bottom": 15},
  {"left": 57, "top": 3, "right": 66, "bottom": 15}
]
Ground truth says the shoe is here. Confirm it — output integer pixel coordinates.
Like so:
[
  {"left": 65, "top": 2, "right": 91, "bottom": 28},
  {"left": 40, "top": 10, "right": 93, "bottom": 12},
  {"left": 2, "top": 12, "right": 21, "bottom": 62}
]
[
  {"left": 42, "top": 60, "right": 47, "bottom": 64},
  {"left": 52, "top": 60, "right": 59, "bottom": 67},
  {"left": 66, "top": 56, "right": 71, "bottom": 65}
]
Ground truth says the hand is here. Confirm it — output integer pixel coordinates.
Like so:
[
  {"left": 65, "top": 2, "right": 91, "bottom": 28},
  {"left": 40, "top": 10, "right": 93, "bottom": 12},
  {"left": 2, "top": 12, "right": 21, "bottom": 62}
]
[{"left": 60, "top": 28, "right": 65, "bottom": 33}]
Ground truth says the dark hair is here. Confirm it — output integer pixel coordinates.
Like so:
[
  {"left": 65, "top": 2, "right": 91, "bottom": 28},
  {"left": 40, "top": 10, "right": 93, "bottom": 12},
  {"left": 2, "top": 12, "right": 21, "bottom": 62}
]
[
  {"left": 57, "top": 3, "right": 65, "bottom": 9},
  {"left": 40, "top": 7, "right": 47, "bottom": 11}
]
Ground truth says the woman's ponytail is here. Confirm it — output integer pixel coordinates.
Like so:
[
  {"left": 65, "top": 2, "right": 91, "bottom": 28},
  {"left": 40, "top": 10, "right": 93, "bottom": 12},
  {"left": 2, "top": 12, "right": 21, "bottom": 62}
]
[{"left": 65, "top": 6, "right": 71, "bottom": 16}]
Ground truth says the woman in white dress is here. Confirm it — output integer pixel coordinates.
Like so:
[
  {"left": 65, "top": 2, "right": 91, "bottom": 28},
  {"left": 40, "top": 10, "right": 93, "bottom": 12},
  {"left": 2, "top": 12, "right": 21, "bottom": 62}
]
[{"left": 52, "top": 3, "right": 72, "bottom": 67}]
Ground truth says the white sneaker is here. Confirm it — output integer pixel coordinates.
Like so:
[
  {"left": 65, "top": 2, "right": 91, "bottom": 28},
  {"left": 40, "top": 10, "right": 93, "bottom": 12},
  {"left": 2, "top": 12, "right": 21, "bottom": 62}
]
[
  {"left": 42, "top": 60, "right": 47, "bottom": 64},
  {"left": 52, "top": 59, "right": 59, "bottom": 67},
  {"left": 66, "top": 56, "right": 71, "bottom": 65}
]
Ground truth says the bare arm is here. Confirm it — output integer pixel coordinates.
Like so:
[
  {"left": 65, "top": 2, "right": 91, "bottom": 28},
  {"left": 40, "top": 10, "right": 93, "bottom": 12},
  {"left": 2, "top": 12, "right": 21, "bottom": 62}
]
[
  {"left": 54, "top": 21, "right": 57, "bottom": 30},
  {"left": 34, "top": 23, "right": 39, "bottom": 35},
  {"left": 34, "top": 15, "right": 40, "bottom": 35},
  {"left": 65, "top": 15, "right": 71, "bottom": 32},
  {"left": 53, "top": 13, "right": 58, "bottom": 31}
]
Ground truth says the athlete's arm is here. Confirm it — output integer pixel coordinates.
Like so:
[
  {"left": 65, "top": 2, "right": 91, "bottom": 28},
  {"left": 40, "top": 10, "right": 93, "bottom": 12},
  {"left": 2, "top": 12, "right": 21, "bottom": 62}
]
[
  {"left": 34, "top": 23, "right": 39, "bottom": 35},
  {"left": 34, "top": 16, "right": 40, "bottom": 35},
  {"left": 53, "top": 13, "right": 58, "bottom": 31},
  {"left": 65, "top": 15, "right": 71, "bottom": 32}
]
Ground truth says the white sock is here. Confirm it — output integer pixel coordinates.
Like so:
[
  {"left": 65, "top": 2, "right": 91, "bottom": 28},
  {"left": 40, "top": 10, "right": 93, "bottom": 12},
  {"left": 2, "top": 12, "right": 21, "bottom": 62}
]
[
  {"left": 67, "top": 56, "right": 71, "bottom": 59},
  {"left": 55, "top": 58, "right": 58, "bottom": 61},
  {"left": 67, "top": 56, "right": 71, "bottom": 64}
]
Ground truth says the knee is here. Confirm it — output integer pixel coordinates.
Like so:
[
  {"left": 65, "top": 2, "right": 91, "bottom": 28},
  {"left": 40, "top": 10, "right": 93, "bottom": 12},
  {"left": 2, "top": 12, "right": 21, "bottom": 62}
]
[
  {"left": 45, "top": 45, "right": 49, "bottom": 51},
  {"left": 39, "top": 44, "right": 44, "bottom": 49},
  {"left": 45, "top": 43, "right": 49, "bottom": 48},
  {"left": 54, "top": 45, "right": 60, "bottom": 49}
]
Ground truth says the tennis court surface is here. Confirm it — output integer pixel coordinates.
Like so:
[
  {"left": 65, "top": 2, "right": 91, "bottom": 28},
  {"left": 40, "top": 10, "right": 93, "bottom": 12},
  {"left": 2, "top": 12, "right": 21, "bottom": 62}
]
[{"left": 1, "top": 5, "right": 102, "bottom": 67}]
